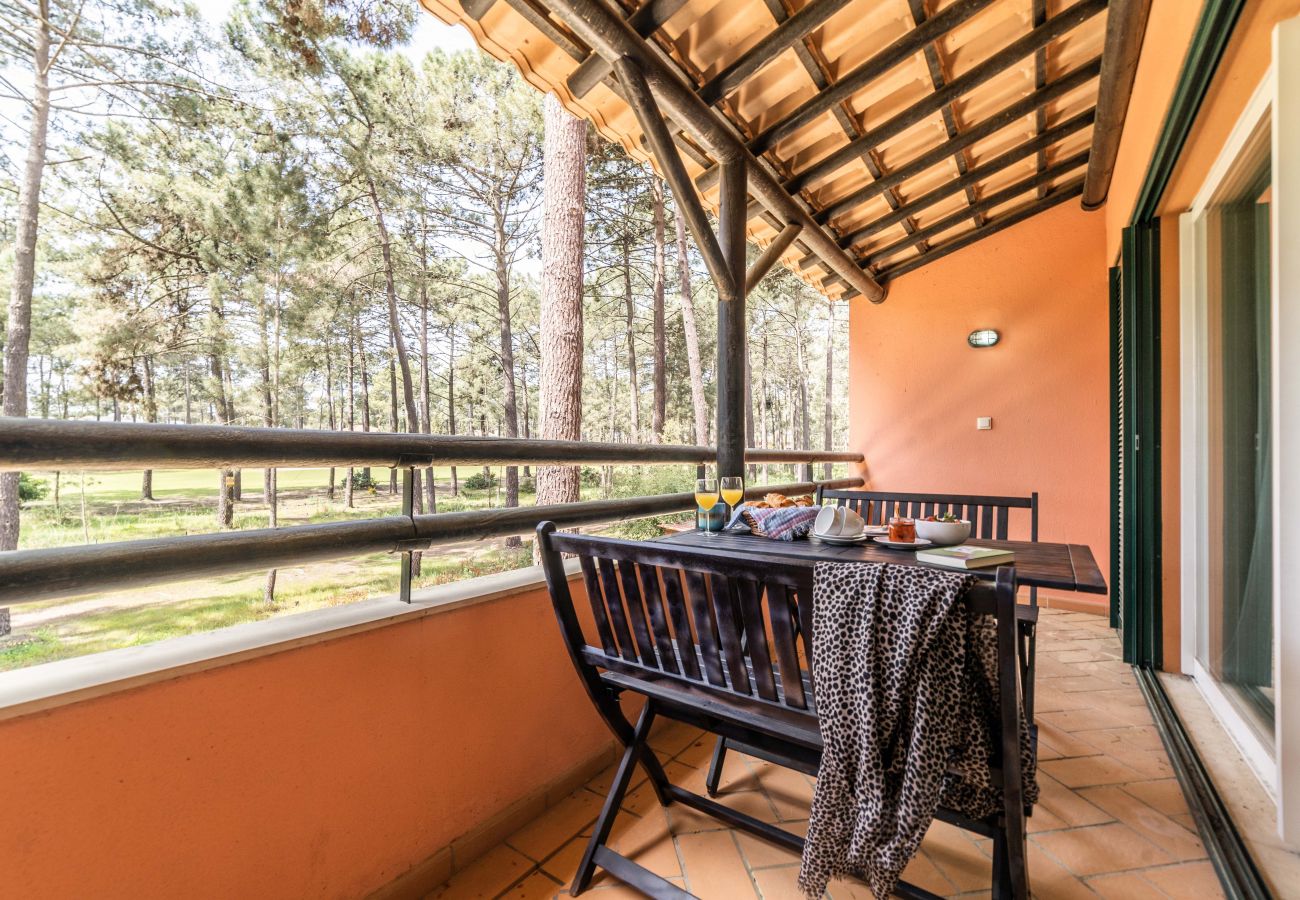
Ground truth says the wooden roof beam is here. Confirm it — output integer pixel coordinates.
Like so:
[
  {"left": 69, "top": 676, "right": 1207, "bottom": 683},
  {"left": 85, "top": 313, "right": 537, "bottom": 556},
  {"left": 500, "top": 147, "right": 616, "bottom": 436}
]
[
  {"left": 696, "top": 0, "right": 856, "bottom": 105},
  {"left": 781, "top": 0, "right": 1106, "bottom": 195},
  {"left": 744, "top": 222, "right": 803, "bottom": 293},
  {"left": 541, "top": 0, "right": 886, "bottom": 302},
  {"left": 838, "top": 110, "right": 1095, "bottom": 248},
  {"left": 879, "top": 179, "right": 1085, "bottom": 281},
  {"left": 1082, "top": 0, "right": 1153, "bottom": 209},
  {"left": 615, "top": 56, "right": 736, "bottom": 297},
  {"left": 567, "top": 0, "right": 691, "bottom": 98},
  {"left": 861, "top": 159, "right": 1088, "bottom": 267},
  {"left": 814, "top": 57, "right": 1101, "bottom": 224},
  {"left": 1032, "top": 0, "right": 1049, "bottom": 199},
  {"left": 695, "top": 0, "right": 998, "bottom": 189}
]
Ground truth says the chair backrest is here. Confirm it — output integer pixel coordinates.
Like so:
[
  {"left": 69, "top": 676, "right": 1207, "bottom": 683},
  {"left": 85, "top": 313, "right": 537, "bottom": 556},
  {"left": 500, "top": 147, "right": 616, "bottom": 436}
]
[
  {"left": 536, "top": 522, "right": 819, "bottom": 711},
  {"left": 814, "top": 488, "right": 1039, "bottom": 542},
  {"left": 535, "top": 522, "right": 1026, "bottom": 766}
]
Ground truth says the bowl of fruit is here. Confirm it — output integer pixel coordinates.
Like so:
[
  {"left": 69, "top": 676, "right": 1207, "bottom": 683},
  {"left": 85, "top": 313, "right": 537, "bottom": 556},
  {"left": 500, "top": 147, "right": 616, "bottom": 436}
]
[{"left": 914, "top": 513, "right": 971, "bottom": 546}]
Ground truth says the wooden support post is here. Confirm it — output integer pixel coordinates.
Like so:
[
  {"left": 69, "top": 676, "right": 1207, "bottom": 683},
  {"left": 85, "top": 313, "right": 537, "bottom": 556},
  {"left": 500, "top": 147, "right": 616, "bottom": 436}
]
[
  {"left": 716, "top": 157, "right": 747, "bottom": 480},
  {"left": 1082, "top": 0, "right": 1153, "bottom": 209},
  {"left": 744, "top": 223, "right": 802, "bottom": 294}
]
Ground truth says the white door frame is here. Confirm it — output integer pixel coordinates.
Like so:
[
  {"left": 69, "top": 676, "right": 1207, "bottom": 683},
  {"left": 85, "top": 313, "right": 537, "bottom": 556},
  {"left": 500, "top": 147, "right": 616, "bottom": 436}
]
[{"left": 1179, "top": 16, "right": 1300, "bottom": 841}]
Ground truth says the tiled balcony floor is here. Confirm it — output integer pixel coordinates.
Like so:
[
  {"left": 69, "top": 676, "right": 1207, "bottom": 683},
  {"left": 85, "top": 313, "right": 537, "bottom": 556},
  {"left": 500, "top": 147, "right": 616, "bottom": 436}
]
[{"left": 429, "top": 609, "right": 1223, "bottom": 899}]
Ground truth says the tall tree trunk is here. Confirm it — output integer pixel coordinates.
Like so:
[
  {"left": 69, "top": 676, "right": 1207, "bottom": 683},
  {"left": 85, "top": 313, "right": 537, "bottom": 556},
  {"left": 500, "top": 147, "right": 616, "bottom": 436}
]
[
  {"left": 346, "top": 317, "right": 357, "bottom": 509},
  {"left": 325, "top": 334, "right": 336, "bottom": 500},
  {"left": 651, "top": 178, "right": 667, "bottom": 442},
  {"left": 493, "top": 218, "right": 521, "bottom": 546},
  {"left": 0, "top": 1, "right": 50, "bottom": 550},
  {"left": 140, "top": 355, "right": 157, "bottom": 501},
  {"left": 210, "top": 291, "right": 235, "bottom": 529},
  {"left": 365, "top": 175, "right": 422, "bottom": 446},
  {"left": 418, "top": 226, "right": 436, "bottom": 514},
  {"left": 674, "top": 212, "right": 708, "bottom": 446},
  {"left": 536, "top": 93, "right": 586, "bottom": 521},
  {"left": 446, "top": 325, "right": 458, "bottom": 497},
  {"left": 823, "top": 299, "right": 835, "bottom": 479},
  {"left": 760, "top": 334, "right": 770, "bottom": 483},
  {"left": 357, "top": 310, "right": 372, "bottom": 487},
  {"left": 388, "top": 333, "right": 399, "bottom": 494},
  {"left": 622, "top": 236, "right": 640, "bottom": 441},
  {"left": 796, "top": 331, "right": 812, "bottom": 482}
]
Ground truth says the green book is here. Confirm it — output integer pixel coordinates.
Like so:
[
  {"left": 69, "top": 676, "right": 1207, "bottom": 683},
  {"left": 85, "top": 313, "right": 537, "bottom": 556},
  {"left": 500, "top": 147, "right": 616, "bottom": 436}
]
[{"left": 915, "top": 545, "right": 1014, "bottom": 570}]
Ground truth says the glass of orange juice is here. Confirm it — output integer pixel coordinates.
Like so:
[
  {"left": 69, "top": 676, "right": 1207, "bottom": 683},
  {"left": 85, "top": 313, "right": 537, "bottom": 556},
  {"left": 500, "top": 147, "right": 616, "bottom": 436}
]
[
  {"left": 695, "top": 477, "right": 719, "bottom": 536},
  {"left": 720, "top": 476, "right": 744, "bottom": 528}
]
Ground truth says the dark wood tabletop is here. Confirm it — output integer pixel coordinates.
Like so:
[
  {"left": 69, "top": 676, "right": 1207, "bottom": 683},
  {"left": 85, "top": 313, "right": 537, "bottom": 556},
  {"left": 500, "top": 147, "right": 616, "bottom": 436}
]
[{"left": 658, "top": 529, "right": 1107, "bottom": 595}]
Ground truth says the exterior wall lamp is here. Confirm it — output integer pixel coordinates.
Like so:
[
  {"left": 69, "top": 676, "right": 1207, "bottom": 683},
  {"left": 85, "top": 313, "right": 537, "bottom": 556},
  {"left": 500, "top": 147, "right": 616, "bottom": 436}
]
[{"left": 968, "top": 329, "right": 1000, "bottom": 348}]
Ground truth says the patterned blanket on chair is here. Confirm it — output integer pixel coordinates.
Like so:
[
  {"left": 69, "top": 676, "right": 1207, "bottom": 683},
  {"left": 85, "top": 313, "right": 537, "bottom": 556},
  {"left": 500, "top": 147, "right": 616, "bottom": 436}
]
[{"left": 798, "top": 562, "right": 1038, "bottom": 898}]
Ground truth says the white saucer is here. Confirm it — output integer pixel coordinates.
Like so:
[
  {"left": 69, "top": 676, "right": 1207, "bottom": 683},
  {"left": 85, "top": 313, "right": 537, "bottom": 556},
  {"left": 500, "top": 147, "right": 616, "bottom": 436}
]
[
  {"left": 863, "top": 525, "right": 888, "bottom": 535},
  {"left": 872, "top": 536, "right": 934, "bottom": 549},
  {"left": 810, "top": 531, "right": 869, "bottom": 545}
]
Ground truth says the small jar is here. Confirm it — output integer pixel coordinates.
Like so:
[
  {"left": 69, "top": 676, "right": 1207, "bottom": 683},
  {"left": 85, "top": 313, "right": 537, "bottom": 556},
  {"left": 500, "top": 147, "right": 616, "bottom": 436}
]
[{"left": 889, "top": 516, "right": 916, "bottom": 543}]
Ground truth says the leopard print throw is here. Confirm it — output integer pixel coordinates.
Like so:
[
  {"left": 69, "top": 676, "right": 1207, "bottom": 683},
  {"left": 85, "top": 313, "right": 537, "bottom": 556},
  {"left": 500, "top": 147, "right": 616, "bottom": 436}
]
[{"left": 798, "top": 562, "right": 1038, "bottom": 898}]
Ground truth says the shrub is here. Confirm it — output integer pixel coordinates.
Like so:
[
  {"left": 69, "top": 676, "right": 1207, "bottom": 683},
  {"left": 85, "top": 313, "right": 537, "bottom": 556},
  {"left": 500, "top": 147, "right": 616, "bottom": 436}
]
[
  {"left": 464, "top": 471, "right": 496, "bottom": 490},
  {"left": 18, "top": 473, "right": 48, "bottom": 504},
  {"left": 579, "top": 467, "right": 601, "bottom": 487}
]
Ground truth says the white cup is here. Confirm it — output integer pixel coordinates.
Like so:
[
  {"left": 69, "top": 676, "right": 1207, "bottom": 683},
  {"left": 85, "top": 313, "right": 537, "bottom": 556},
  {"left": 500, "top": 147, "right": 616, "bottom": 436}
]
[
  {"left": 814, "top": 506, "right": 843, "bottom": 537},
  {"left": 838, "top": 508, "right": 865, "bottom": 537}
]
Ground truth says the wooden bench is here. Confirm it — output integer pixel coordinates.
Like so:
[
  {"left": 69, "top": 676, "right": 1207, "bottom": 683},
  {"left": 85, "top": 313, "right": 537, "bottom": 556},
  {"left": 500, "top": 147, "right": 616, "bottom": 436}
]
[{"left": 537, "top": 521, "right": 1032, "bottom": 899}]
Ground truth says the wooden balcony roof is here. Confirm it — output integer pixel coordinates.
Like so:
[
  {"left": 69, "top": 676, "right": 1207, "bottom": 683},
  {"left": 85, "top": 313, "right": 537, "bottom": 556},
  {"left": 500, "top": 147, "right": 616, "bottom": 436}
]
[{"left": 418, "top": 0, "right": 1145, "bottom": 300}]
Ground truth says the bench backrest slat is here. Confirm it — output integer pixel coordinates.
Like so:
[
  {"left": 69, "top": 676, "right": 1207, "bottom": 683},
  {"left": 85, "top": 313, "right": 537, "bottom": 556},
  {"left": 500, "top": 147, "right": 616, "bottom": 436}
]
[{"left": 815, "top": 488, "right": 1039, "bottom": 542}]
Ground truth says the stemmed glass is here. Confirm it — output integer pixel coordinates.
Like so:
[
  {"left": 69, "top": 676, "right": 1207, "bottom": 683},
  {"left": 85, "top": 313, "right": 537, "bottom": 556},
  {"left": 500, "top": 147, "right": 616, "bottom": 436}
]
[
  {"left": 720, "top": 476, "right": 744, "bottom": 529},
  {"left": 695, "top": 477, "right": 719, "bottom": 536}
]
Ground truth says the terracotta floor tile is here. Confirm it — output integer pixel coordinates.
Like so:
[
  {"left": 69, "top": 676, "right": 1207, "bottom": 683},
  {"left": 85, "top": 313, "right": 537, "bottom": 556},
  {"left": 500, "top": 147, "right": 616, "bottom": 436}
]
[
  {"left": 1076, "top": 786, "right": 1205, "bottom": 861},
  {"left": 1032, "top": 822, "right": 1173, "bottom": 875},
  {"left": 751, "top": 761, "right": 815, "bottom": 822},
  {"left": 751, "top": 864, "right": 806, "bottom": 900},
  {"left": 1121, "top": 779, "right": 1191, "bottom": 817},
  {"left": 649, "top": 719, "right": 706, "bottom": 757},
  {"left": 429, "top": 845, "right": 536, "bottom": 900},
  {"left": 1071, "top": 725, "right": 1165, "bottom": 752},
  {"left": 608, "top": 806, "right": 683, "bottom": 881},
  {"left": 920, "top": 821, "right": 993, "bottom": 893},
  {"left": 538, "top": 837, "right": 586, "bottom": 885},
  {"left": 507, "top": 789, "right": 603, "bottom": 861},
  {"left": 676, "top": 830, "right": 757, "bottom": 898},
  {"left": 1036, "top": 722, "right": 1105, "bottom": 759},
  {"left": 1140, "top": 861, "right": 1225, "bottom": 899},
  {"left": 1039, "top": 754, "right": 1147, "bottom": 788},
  {"left": 1104, "top": 748, "right": 1174, "bottom": 780},
  {"left": 498, "top": 872, "right": 563, "bottom": 900},
  {"left": 735, "top": 821, "right": 807, "bottom": 870},
  {"left": 896, "top": 850, "right": 959, "bottom": 897},
  {"left": 1033, "top": 686, "right": 1099, "bottom": 713},
  {"left": 1035, "top": 773, "right": 1113, "bottom": 828},
  {"left": 671, "top": 732, "right": 720, "bottom": 771},
  {"left": 1023, "top": 839, "right": 1099, "bottom": 900},
  {"left": 1037, "top": 707, "right": 1136, "bottom": 733},
  {"left": 585, "top": 763, "right": 647, "bottom": 797},
  {"left": 1085, "top": 871, "right": 1169, "bottom": 899}
]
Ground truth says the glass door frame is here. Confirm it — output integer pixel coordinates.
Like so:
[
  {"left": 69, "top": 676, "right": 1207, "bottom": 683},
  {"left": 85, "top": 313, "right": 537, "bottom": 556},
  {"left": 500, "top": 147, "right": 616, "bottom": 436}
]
[{"left": 1180, "top": 23, "right": 1300, "bottom": 840}]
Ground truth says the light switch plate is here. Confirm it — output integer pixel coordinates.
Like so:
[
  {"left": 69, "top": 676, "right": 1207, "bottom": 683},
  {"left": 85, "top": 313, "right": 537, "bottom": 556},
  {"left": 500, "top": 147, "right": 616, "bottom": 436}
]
[{"left": 977, "top": 417, "right": 992, "bottom": 430}]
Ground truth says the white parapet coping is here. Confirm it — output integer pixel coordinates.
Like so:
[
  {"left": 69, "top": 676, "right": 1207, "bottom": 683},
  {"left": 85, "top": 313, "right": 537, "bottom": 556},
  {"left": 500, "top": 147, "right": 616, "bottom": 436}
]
[{"left": 0, "top": 559, "right": 582, "bottom": 722}]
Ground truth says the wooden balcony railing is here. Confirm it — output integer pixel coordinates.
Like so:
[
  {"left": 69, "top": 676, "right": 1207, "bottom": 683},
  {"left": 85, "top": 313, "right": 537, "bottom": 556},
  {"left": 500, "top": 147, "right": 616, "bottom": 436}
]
[{"left": 0, "top": 417, "right": 864, "bottom": 606}]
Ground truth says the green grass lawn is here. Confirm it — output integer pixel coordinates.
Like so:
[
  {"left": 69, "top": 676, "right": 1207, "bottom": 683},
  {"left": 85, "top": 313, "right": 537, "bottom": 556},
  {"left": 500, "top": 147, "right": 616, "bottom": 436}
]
[{"left": 2, "top": 465, "right": 704, "bottom": 671}]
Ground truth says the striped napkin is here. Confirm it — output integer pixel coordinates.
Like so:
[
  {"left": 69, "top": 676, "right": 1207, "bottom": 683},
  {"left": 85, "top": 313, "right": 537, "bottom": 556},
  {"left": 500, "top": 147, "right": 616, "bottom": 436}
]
[{"left": 728, "top": 504, "right": 822, "bottom": 541}]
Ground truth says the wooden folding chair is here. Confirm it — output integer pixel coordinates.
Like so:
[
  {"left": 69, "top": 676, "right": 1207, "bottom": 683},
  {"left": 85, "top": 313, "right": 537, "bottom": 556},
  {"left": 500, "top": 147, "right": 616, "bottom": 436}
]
[{"left": 537, "top": 522, "right": 1032, "bottom": 899}]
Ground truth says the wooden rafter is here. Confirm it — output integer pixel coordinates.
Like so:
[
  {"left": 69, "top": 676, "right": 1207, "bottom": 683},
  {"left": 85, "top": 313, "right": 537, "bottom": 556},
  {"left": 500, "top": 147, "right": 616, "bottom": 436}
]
[
  {"left": 814, "top": 56, "right": 1101, "bottom": 224},
  {"left": 879, "top": 178, "right": 1084, "bottom": 281},
  {"left": 907, "top": 0, "right": 986, "bottom": 227},
  {"left": 1082, "top": 0, "right": 1153, "bottom": 209},
  {"left": 568, "top": 0, "right": 691, "bottom": 97},
  {"left": 862, "top": 160, "right": 1088, "bottom": 267},
  {"left": 837, "top": 110, "right": 1095, "bottom": 250},
  {"left": 749, "top": 0, "right": 929, "bottom": 262},
  {"left": 783, "top": 0, "right": 1105, "bottom": 195},
  {"left": 1032, "top": 0, "right": 1049, "bottom": 199},
  {"left": 744, "top": 222, "right": 803, "bottom": 293}
]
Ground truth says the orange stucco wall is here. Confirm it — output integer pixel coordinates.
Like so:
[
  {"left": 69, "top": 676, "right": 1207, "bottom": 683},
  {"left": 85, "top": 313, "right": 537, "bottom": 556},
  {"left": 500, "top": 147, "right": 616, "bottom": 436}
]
[
  {"left": 848, "top": 202, "right": 1110, "bottom": 611},
  {"left": 0, "top": 582, "right": 610, "bottom": 899}
]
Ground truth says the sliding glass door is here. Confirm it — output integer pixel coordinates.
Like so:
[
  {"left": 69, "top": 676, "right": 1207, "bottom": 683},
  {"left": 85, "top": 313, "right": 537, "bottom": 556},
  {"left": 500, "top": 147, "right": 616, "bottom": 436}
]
[{"left": 1199, "top": 129, "right": 1274, "bottom": 740}]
